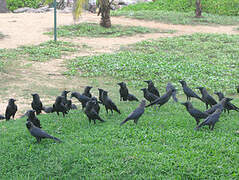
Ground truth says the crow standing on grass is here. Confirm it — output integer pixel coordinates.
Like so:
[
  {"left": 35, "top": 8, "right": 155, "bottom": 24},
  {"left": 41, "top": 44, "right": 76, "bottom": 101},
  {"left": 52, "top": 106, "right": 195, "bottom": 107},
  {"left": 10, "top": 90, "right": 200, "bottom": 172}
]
[
  {"left": 102, "top": 91, "right": 121, "bottom": 114},
  {"left": 26, "top": 121, "right": 61, "bottom": 143},
  {"left": 214, "top": 92, "right": 239, "bottom": 113},
  {"left": 204, "top": 97, "right": 233, "bottom": 115},
  {"left": 127, "top": 93, "right": 139, "bottom": 102},
  {"left": 84, "top": 100, "right": 105, "bottom": 124},
  {"left": 53, "top": 96, "right": 68, "bottom": 117},
  {"left": 141, "top": 88, "right": 159, "bottom": 103},
  {"left": 61, "top": 90, "right": 70, "bottom": 105},
  {"left": 120, "top": 100, "right": 146, "bottom": 126},
  {"left": 71, "top": 92, "right": 91, "bottom": 109},
  {"left": 66, "top": 100, "right": 78, "bottom": 110},
  {"left": 179, "top": 80, "right": 203, "bottom": 102},
  {"left": 195, "top": 109, "right": 222, "bottom": 131},
  {"left": 144, "top": 80, "right": 160, "bottom": 97},
  {"left": 117, "top": 82, "right": 129, "bottom": 101},
  {"left": 166, "top": 82, "right": 178, "bottom": 102},
  {"left": 43, "top": 106, "right": 54, "bottom": 113},
  {"left": 98, "top": 88, "right": 105, "bottom": 104},
  {"left": 146, "top": 89, "right": 173, "bottom": 108},
  {"left": 196, "top": 87, "right": 217, "bottom": 109},
  {"left": 181, "top": 101, "right": 209, "bottom": 125},
  {"left": 27, "top": 110, "right": 41, "bottom": 128},
  {"left": 31, "top": 93, "right": 44, "bottom": 115},
  {"left": 83, "top": 86, "right": 93, "bottom": 98},
  {"left": 89, "top": 97, "right": 100, "bottom": 114},
  {"left": 5, "top": 98, "right": 17, "bottom": 121}
]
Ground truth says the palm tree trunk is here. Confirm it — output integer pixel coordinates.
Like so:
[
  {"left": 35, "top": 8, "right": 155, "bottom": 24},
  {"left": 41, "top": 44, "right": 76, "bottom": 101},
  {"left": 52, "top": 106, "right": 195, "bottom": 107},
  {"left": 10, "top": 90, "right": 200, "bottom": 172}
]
[
  {"left": 100, "top": 8, "right": 111, "bottom": 28},
  {"left": 98, "top": 0, "right": 112, "bottom": 28}
]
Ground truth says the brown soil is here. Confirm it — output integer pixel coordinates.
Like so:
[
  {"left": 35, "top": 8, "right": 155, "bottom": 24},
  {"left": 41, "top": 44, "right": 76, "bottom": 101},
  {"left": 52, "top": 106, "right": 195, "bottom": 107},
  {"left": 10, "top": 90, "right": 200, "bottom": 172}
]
[{"left": 0, "top": 11, "right": 238, "bottom": 118}]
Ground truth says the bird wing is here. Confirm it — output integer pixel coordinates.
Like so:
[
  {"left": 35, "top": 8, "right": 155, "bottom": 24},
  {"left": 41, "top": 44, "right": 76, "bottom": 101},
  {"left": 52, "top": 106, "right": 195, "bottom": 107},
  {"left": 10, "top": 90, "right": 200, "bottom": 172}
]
[
  {"left": 207, "top": 95, "right": 217, "bottom": 105},
  {"left": 128, "top": 107, "right": 144, "bottom": 119},
  {"left": 190, "top": 108, "right": 208, "bottom": 118},
  {"left": 30, "top": 127, "right": 53, "bottom": 139}
]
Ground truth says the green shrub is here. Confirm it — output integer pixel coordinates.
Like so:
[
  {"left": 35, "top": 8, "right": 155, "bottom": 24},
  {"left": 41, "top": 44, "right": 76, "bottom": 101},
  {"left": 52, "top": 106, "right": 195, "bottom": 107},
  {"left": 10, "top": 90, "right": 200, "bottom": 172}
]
[
  {"left": 119, "top": 0, "right": 239, "bottom": 16},
  {"left": 6, "top": 0, "right": 42, "bottom": 11}
]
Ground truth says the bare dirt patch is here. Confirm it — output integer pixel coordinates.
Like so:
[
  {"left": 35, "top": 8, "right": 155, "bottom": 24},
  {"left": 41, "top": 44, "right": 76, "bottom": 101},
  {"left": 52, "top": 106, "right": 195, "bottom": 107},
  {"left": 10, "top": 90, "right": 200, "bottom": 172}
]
[{"left": 0, "top": 11, "right": 238, "bottom": 118}]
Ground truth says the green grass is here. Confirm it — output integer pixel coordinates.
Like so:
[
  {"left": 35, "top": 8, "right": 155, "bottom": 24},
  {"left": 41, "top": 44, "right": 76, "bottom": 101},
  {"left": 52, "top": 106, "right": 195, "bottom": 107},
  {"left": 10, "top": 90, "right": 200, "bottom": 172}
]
[
  {"left": 0, "top": 97, "right": 239, "bottom": 178},
  {"left": 44, "top": 23, "right": 175, "bottom": 38},
  {"left": 112, "top": 10, "right": 239, "bottom": 25},
  {"left": 0, "top": 41, "right": 80, "bottom": 71},
  {"left": 116, "top": 0, "right": 239, "bottom": 16},
  {"left": 68, "top": 33, "right": 239, "bottom": 94}
]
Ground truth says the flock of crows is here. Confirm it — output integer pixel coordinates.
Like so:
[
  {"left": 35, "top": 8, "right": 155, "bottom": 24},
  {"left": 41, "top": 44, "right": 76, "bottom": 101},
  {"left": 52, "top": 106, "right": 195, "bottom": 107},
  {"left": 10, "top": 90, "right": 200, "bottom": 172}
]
[{"left": 1, "top": 80, "right": 239, "bottom": 143}]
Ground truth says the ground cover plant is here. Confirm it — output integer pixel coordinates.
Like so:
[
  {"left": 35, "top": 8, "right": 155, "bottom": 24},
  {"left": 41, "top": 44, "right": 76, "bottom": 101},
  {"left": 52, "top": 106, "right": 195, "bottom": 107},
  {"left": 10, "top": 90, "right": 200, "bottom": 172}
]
[
  {"left": 0, "top": 41, "right": 79, "bottom": 71},
  {"left": 112, "top": 10, "right": 239, "bottom": 26},
  {"left": 0, "top": 90, "right": 238, "bottom": 178},
  {"left": 116, "top": 0, "right": 239, "bottom": 16},
  {"left": 68, "top": 33, "right": 239, "bottom": 94},
  {"left": 45, "top": 22, "right": 175, "bottom": 38}
]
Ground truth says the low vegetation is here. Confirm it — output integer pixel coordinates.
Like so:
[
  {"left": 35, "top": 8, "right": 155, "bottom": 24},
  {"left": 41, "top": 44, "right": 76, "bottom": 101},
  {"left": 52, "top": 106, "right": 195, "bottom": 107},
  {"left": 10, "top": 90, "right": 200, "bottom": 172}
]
[
  {"left": 45, "top": 23, "right": 175, "bottom": 38},
  {"left": 6, "top": 0, "right": 42, "bottom": 11},
  {"left": 112, "top": 10, "right": 239, "bottom": 25},
  {"left": 68, "top": 33, "right": 239, "bottom": 94},
  {"left": 118, "top": 0, "right": 239, "bottom": 16},
  {"left": 0, "top": 41, "right": 79, "bottom": 71},
  {"left": 0, "top": 95, "right": 238, "bottom": 178}
]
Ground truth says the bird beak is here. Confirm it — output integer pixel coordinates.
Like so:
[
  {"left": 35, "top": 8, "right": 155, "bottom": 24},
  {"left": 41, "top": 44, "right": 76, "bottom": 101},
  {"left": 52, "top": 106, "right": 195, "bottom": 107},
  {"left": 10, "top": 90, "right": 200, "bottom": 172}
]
[{"left": 144, "top": 80, "right": 150, "bottom": 83}]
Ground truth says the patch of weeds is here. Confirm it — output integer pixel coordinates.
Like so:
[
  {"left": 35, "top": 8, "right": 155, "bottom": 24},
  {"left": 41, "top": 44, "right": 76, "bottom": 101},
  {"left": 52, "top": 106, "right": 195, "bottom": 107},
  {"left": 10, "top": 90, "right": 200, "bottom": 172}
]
[
  {"left": 112, "top": 10, "right": 239, "bottom": 26},
  {"left": 18, "top": 41, "right": 79, "bottom": 61},
  {"left": 68, "top": 33, "right": 239, "bottom": 94},
  {"left": 44, "top": 23, "right": 175, "bottom": 38},
  {"left": 0, "top": 41, "right": 80, "bottom": 71}
]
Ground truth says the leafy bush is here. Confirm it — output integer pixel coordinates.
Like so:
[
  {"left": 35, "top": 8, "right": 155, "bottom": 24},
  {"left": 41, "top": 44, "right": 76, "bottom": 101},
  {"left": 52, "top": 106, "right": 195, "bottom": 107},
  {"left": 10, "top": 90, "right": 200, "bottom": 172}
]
[
  {"left": 6, "top": 0, "right": 42, "bottom": 11},
  {"left": 119, "top": 0, "right": 239, "bottom": 16}
]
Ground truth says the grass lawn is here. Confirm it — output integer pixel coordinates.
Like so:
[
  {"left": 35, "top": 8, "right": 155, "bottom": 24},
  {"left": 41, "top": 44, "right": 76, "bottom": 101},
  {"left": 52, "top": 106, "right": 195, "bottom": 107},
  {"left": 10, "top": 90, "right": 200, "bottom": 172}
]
[
  {"left": 112, "top": 10, "right": 239, "bottom": 26},
  {"left": 44, "top": 22, "right": 175, "bottom": 38},
  {"left": 0, "top": 92, "right": 238, "bottom": 178},
  {"left": 0, "top": 41, "right": 80, "bottom": 71},
  {"left": 68, "top": 33, "right": 239, "bottom": 94}
]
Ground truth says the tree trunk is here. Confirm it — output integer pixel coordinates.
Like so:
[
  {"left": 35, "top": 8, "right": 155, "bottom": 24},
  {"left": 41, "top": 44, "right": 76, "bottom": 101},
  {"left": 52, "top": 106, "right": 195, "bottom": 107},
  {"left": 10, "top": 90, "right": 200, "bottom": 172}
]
[
  {"left": 98, "top": 0, "right": 112, "bottom": 28},
  {"left": 0, "top": 0, "right": 9, "bottom": 13},
  {"left": 195, "top": 0, "right": 202, "bottom": 18},
  {"left": 100, "top": 8, "right": 111, "bottom": 28}
]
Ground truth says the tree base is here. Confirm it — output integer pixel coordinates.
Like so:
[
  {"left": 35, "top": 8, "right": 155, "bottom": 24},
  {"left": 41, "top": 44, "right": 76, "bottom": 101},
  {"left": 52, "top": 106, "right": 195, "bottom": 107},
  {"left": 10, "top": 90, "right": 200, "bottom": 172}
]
[{"left": 100, "top": 18, "right": 111, "bottom": 28}]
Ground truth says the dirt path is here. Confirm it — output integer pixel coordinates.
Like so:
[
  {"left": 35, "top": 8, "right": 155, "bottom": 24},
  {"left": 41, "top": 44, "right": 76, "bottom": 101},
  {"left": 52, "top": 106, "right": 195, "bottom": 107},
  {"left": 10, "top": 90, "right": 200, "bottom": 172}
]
[
  {"left": 0, "top": 11, "right": 238, "bottom": 118},
  {"left": 0, "top": 11, "right": 238, "bottom": 49}
]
